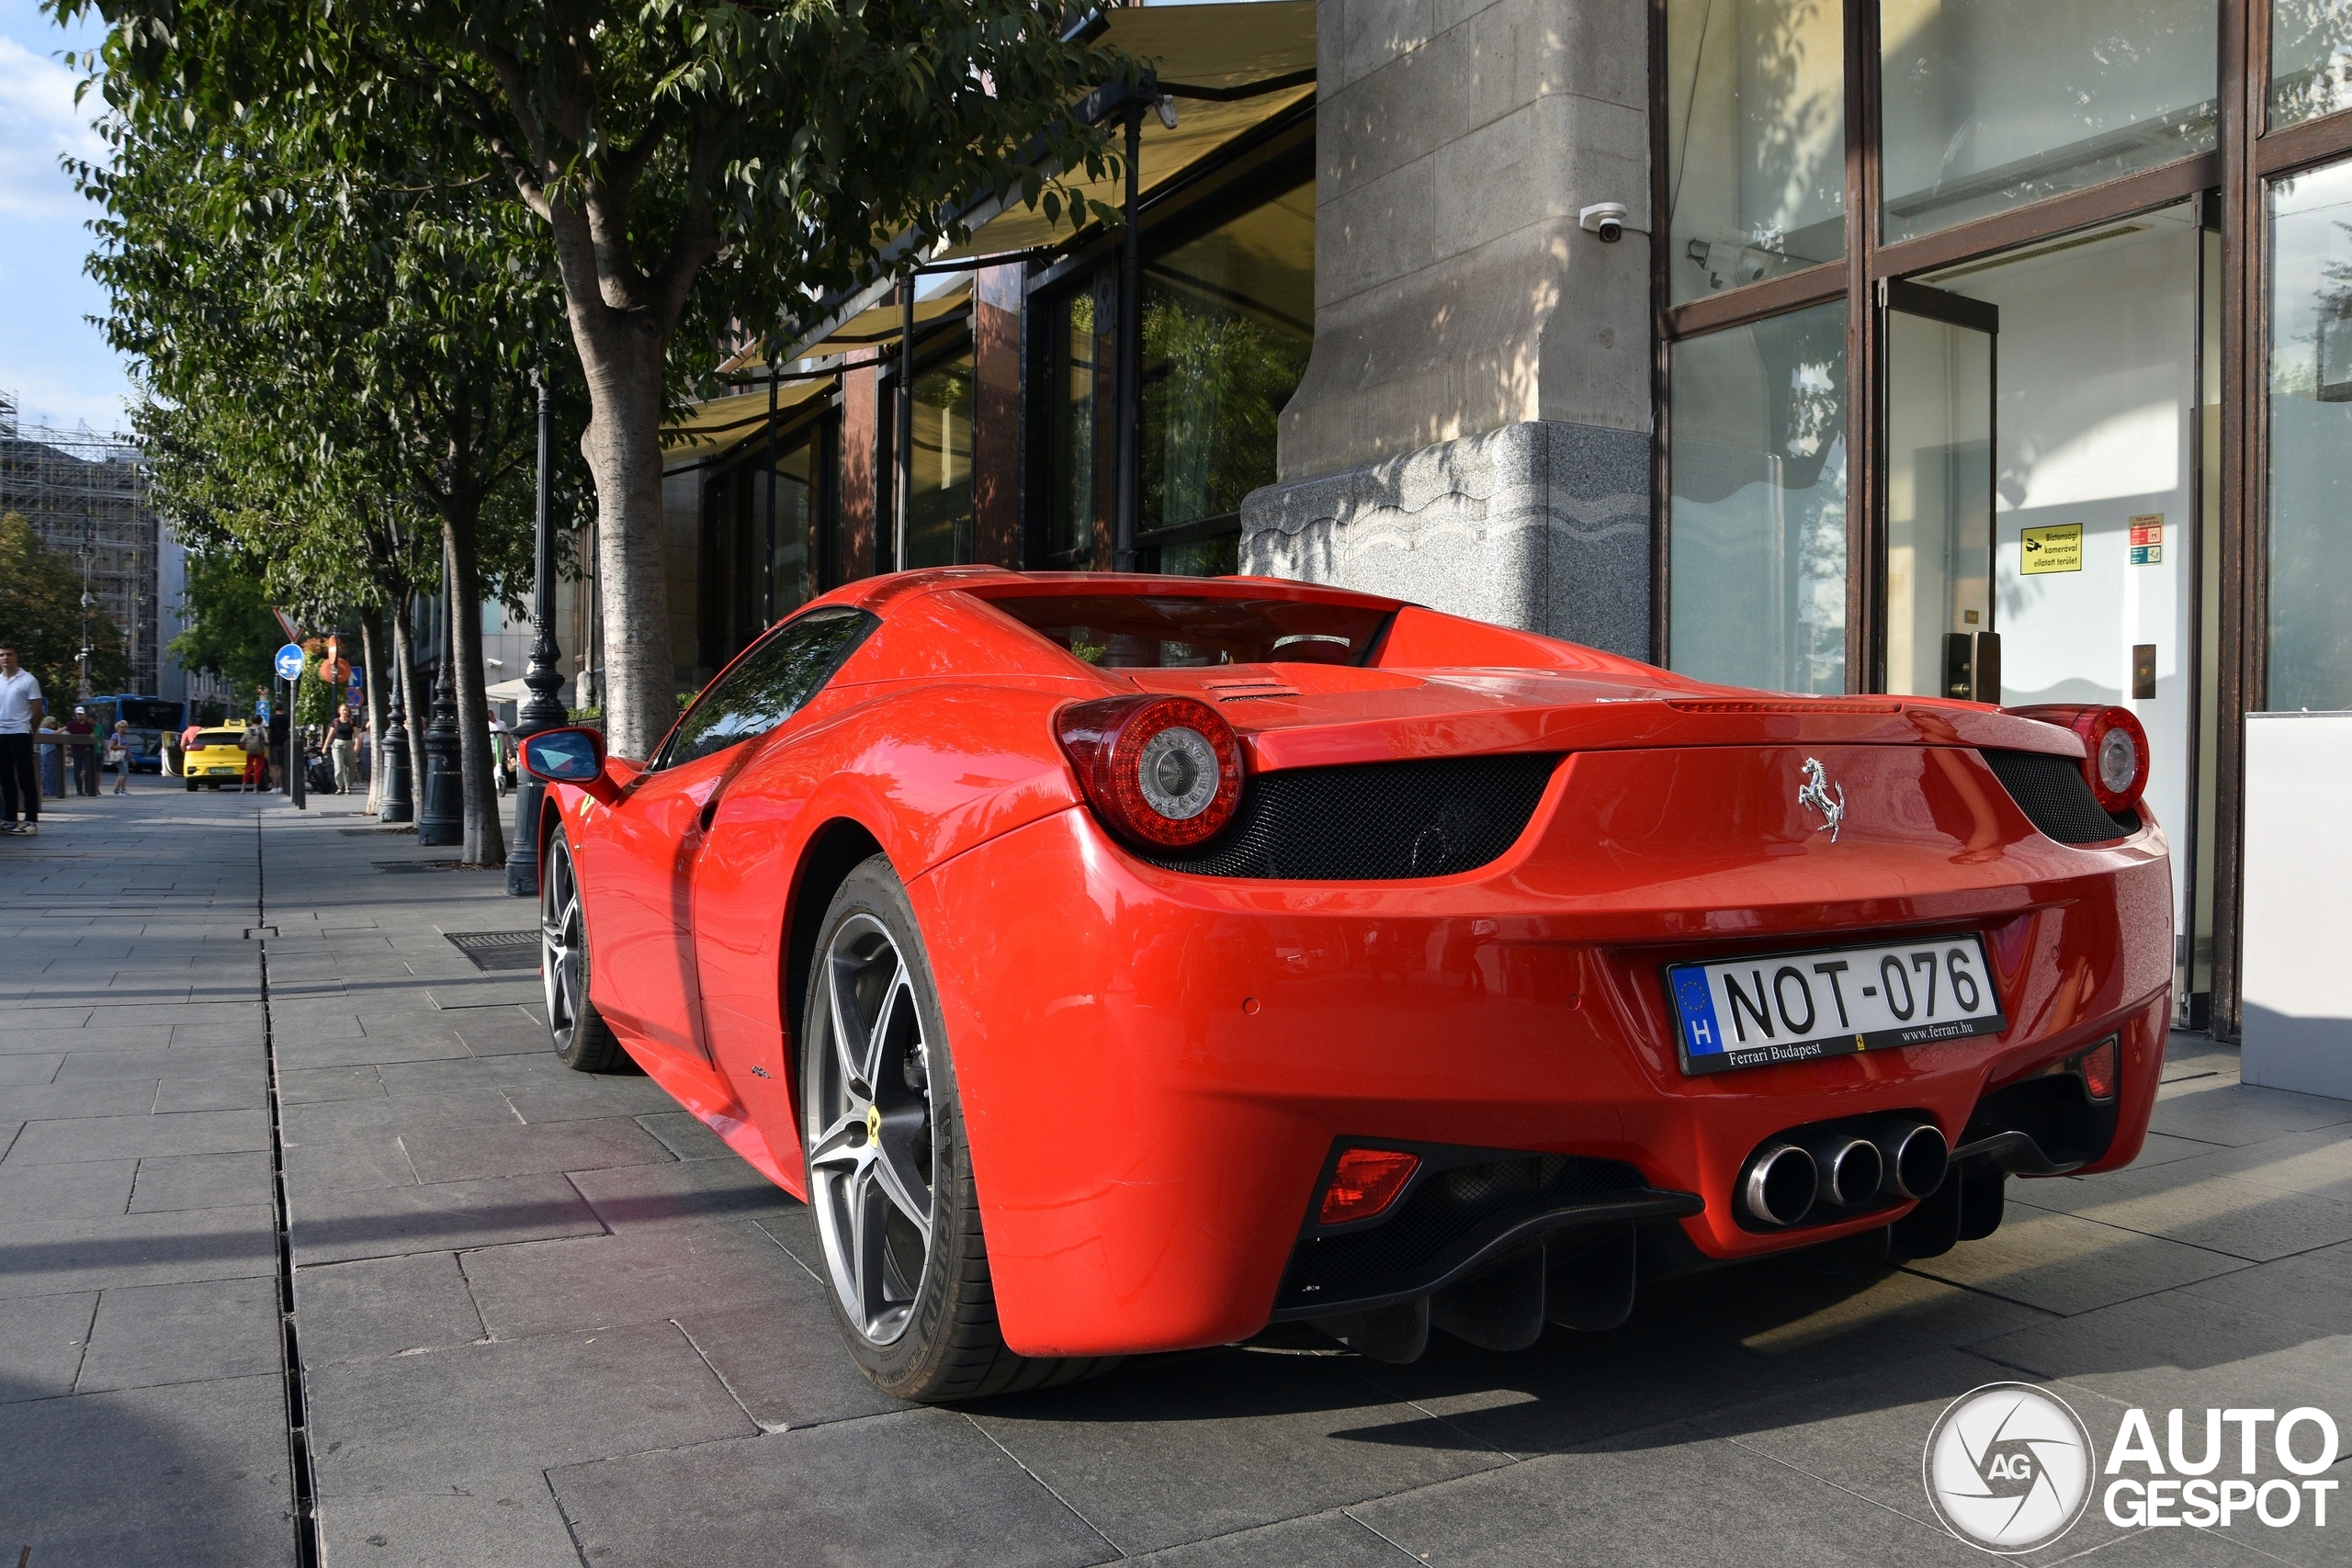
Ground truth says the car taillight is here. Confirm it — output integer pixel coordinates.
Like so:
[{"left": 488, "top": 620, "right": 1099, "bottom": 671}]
[
  {"left": 1318, "top": 1148, "right": 1420, "bottom": 1224},
  {"left": 2005, "top": 703, "right": 2150, "bottom": 813},
  {"left": 1054, "top": 694, "right": 1244, "bottom": 849},
  {"left": 2076, "top": 1036, "right": 2119, "bottom": 1101}
]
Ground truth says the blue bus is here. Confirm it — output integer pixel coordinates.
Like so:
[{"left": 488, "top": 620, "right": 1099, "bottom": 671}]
[{"left": 83, "top": 694, "right": 187, "bottom": 773}]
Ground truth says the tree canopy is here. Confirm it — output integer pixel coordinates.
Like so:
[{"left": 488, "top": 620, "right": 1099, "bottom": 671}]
[
  {"left": 167, "top": 547, "right": 284, "bottom": 699},
  {"left": 59, "top": 0, "right": 1134, "bottom": 757}
]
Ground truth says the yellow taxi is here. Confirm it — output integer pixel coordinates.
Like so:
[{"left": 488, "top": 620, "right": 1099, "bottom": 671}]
[{"left": 181, "top": 729, "right": 254, "bottom": 789}]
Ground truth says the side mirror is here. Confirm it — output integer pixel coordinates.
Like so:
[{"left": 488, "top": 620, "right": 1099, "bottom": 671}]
[{"left": 519, "top": 727, "right": 619, "bottom": 804}]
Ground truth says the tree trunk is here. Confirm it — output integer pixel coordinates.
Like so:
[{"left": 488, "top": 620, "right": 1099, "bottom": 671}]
[
  {"left": 391, "top": 592, "right": 430, "bottom": 808},
  {"left": 358, "top": 605, "right": 388, "bottom": 815},
  {"left": 443, "top": 513, "right": 507, "bottom": 867},
  {"left": 569, "top": 306, "right": 675, "bottom": 761}
]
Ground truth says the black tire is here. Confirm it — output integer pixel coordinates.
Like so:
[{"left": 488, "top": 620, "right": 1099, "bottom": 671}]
[
  {"left": 185, "top": 778, "right": 197, "bottom": 792},
  {"left": 541, "top": 829, "right": 627, "bottom": 1072},
  {"left": 799, "top": 856, "right": 1108, "bottom": 1402}
]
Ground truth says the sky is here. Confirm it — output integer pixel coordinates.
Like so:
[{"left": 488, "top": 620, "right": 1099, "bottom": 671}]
[{"left": 0, "top": 0, "right": 131, "bottom": 437}]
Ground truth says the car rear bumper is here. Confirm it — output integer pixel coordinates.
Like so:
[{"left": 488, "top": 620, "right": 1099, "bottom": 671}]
[{"left": 913, "top": 776, "right": 2171, "bottom": 1359}]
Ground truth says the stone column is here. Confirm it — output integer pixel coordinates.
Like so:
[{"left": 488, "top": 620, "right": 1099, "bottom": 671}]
[{"left": 1240, "top": 0, "right": 1655, "bottom": 660}]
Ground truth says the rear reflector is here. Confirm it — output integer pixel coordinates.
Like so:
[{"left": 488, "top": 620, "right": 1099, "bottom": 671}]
[
  {"left": 1319, "top": 1148, "right": 1420, "bottom": 1224},
  {"left": 2078, "top": 1036, "right": 2119, "bottom": 1101}
]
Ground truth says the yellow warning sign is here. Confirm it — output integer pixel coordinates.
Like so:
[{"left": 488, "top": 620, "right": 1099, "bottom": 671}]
[{"left": 2020, "top": 523, "right": 2083, "bottom": 575}]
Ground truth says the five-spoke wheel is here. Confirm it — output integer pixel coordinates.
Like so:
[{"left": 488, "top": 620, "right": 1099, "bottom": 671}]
[
  {"left": 541, "top": 829, "right": 623, "bottom": 1071},
  {"left": 804, "top": 911, "right": 937, "bottom": 1345}
]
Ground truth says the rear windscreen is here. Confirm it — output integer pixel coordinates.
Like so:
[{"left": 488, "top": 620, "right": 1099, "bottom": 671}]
[
  {"left": 978, "top": 593, "right": 1392, "bottom": 669},
  {"left": 197, "top": 731, "right": 243, "bottom": 746}
]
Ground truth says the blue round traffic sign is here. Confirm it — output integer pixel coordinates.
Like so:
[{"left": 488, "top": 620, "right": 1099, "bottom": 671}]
[{"left": 274, "top": 643, "right": 306, "bottom": 682}]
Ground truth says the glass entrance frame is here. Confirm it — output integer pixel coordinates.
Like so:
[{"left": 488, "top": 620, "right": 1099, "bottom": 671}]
[{"left": 1652, "top": 0, "right": 2352, "bottom": 1036}]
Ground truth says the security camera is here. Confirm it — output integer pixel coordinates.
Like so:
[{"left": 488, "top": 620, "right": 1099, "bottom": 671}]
[{"left": 1579, "top": 202, "right": 1631, "bottom": 243}]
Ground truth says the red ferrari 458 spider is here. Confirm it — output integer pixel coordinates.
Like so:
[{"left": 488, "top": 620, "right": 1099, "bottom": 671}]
[{"left": 518, "top": 569, "right": 2169, "bottom": 1401}]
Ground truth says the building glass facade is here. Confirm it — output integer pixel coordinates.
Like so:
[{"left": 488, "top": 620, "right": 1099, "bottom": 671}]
[{"left": 1657, "top": 0, "right": 2352, "bottom": 1032}]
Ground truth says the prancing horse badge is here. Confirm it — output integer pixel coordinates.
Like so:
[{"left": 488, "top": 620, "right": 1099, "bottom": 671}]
[{"left": 1798, "top": 757, "right": 1846, "bottom": 842}]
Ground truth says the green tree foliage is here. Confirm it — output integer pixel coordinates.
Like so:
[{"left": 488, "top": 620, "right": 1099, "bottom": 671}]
[
  {"left": 85, "top": 105, "right": 590, "bottom": 863},
  {"left": 57, "top": 0, "right": 1133, "bottom": 758},
  {"left": 169, "top": 548, "right": 283, "bottom": 699},
  {"left": 0, "top": 512, "right": 133, "bottom": 701}
]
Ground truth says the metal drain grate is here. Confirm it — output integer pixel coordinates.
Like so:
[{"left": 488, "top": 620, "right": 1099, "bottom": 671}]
[
  {"left": 445, "top": 930, "right": 542, "bottom": 972},
  {"left": 372, "top": 860, "right": 468, "bottom": 874},
  {"left": 342, "top": 826, "right": 419, "bottom": 836}
]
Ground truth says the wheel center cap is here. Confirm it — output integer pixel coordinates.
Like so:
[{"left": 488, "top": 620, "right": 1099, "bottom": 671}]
[{"left": 865, "top": 1103, "right": 882, "bottom": 1144}]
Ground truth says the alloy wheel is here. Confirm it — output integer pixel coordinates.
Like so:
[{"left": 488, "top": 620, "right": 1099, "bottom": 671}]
[
  {"left": 541, "top": 842, "right": 588, "bottom": 1052},
  {"left": 805, "top": 912, "right": 936, "bottom": 1346}
]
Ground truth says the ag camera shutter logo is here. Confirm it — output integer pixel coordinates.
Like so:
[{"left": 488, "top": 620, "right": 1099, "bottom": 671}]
[{"left": 1923, "top": 1382, "right": 2096, "bottom": 1553}]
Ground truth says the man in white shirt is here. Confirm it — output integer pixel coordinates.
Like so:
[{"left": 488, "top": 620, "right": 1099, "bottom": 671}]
[{"left": 0, "top": 645, "right": 44, "bottom": 835}]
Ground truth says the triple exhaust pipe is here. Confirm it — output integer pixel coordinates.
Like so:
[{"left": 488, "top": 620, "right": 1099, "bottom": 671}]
[{"left": 1740, "top": 1119, "right": 1951, "bottom": 1228}]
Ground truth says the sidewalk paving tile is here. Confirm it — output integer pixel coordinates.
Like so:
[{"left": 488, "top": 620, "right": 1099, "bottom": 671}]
[
  {"left": 0, "top": 1159, "right": 139, "bottom": 1221},
  {"left": 308, "top": 1319, "right": 755, "bottom": 1492},
  {"left": 289, "top": 1171, "right": 609, "bottom": 1264},
  {"left": 0, "top": 1289, "right": 98, "bottom": 1401},
  {"left": 126, "top": 1148, "right": 274, "bottom": 1212},
  {"left": 461, "top": 1221, "right": 811, "bottom": 1340},
  {"left": 547, "top": 1410, "right": 1116, "bottom": 1568},
  {"left": 0, "top": 1204, "right": 277, "bottom": 1298},
  {"left": 75, "top": 1275, "right": 285, "bottom": 1392},
  {"left": 1121, "top": 1509, "right": 1413, "bottom": 1566},
  {"left": 0, "top": 1371, "right": 294, "bottom": 1568},
  {"left": 292, "top": 1250, "right": 486, "bottom": 1365},
  {"left": 317, "top": 1471, "right": 585, "bottom": 1568},
  {"left": 3, "top": 1106, "right": 270, "bottom": 1164}
]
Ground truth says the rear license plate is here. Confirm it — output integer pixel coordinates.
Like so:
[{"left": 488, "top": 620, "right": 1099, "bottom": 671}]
[{"left": 1667, "top": 935, "right": 2006, "bottom": 1076}]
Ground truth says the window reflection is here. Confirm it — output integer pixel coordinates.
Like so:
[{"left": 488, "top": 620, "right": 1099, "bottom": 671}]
[
  {"left": 904, "top": 351, "right": 974, "bottom": 569},
  {"left": 1046, "top": 175, "right": 1314, "bottom": 577},
  {"left": 1879, "top": 0, "right": 2216, "bottom": 243},
  {"left": 1669, "top": 302, "right": 1849, "bottom": 694},
  {"left": 1665, "top": 0, "right": 1846, "bottom": 307},
  {"left": 2273, "top": 0, "right": 2352, "bottom": 130},
  {"left": 2267, "top": 160, "right": 2352, "bottom": 710},
  {"left": 1141, "top": 179, "right": 1315, "bottom": 547},
  {"left": 663, "top": 608, "right": 874, "bottom": 769},
  {"left": 1048, "top": 277, "right": 1115, "bottom": 565}
]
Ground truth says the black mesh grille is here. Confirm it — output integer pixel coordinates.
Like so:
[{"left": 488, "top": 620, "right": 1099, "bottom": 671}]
[
  {"left": 1276, "top": 1154, "right": 1646, "bottom": 1312},
  {"left": 1980, "top": 750, "right": 2140, "bottom": 845},
  {"left": 1143, "top": 754, "right": 1559, "bottom": 880}
]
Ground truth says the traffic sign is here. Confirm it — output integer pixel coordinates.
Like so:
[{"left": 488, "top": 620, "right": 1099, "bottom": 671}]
[{"left": 274, "top": 643, "right": 306, "bottom": 682}]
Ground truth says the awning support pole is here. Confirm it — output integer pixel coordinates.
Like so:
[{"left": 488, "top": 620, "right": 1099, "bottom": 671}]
[
  {"left": 1113, "top": 101, "right": 1144, "bottom": 572},
  {"left": 893, "top": 276, "right": 915, "bottom": 573}
]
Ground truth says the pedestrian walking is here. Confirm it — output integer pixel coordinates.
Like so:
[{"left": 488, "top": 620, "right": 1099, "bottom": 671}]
[
  {"left": 65, "top": 705, "right": 98, "bottom": 795},
  {"left": 0, "top": 644, "right": 42, "bottom": 835},
  {"left": 239, "top": 716, "right": 267, "bottom": 792},
  {"left": 329, "top": 704, "right": 359, "bottom": 794},
  {"left": 107, "top": 721, "right": 132, "bottom": 794}
]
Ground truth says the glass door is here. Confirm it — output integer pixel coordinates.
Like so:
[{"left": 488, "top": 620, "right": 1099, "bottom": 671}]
[{"left": 1881, "top": 279, "right": 1999, "bottom": 700}]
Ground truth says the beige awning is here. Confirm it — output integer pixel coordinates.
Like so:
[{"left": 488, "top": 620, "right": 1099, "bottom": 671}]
[
  {"left": 661, "top": 374, "right": 834, "bottom": 462},
  {"left": 939, "top": 1, "right": 1317, "bottom": 262}
]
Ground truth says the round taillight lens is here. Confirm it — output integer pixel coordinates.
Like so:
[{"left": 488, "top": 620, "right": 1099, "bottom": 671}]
[
  {"left": 1055, "top": 695, "right": 1244, "bottom": 849},
  {"left": 2080, "top": 706, "right": 2149, "bottom": 812},
  {"left": 2004, "top": 703, "right": 2150, "bottom": 814}
]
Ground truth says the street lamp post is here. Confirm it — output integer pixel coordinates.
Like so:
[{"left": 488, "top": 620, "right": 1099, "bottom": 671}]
[
  {"left": 379, "top": 658, "right": 413, "bottom": 824},
  {"left": 417, "top": 542, "right": 464, "bottom": 847},
  {"left": 507, "top": 371, "right": 564, "bottom": 897}
]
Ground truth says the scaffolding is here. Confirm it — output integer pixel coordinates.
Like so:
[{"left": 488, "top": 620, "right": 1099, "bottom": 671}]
[{"left": 0, "top": 391, "right": 161, "bottom": 695}]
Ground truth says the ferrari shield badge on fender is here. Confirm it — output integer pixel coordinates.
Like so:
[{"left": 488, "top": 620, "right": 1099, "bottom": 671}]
[{"left": 1798, "top": 756, "right": 1846, "bottom": 842}]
